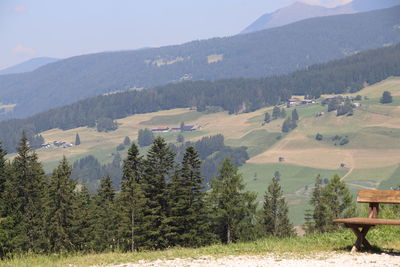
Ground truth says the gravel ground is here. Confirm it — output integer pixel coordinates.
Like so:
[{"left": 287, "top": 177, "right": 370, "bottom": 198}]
[{"left": 107, "top": 252, "right": 400, "bottom": 267}]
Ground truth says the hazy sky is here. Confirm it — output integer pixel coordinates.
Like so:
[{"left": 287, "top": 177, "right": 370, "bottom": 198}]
[{"left": 0, "top": 0, "right": 348, "bottom": 69}]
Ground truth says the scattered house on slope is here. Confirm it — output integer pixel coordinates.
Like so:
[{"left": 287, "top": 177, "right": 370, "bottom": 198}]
[
  {"left": 151, "top": 125, "right": 200, "bottom": 133},
  {"left": 301, "top": 99, "right": 315, "bottom": 105},
  {"left": 41, "top": 140, "right": 74, "bottom": 149},
  {"left": 151, "top": 126, "right": 170, "bottom": 133},
  {"left": 287, "top": 98, "right": 298, "bottom": 107},
  {"left": 181, "top": 125, "right": 200, "bottom": 131}
]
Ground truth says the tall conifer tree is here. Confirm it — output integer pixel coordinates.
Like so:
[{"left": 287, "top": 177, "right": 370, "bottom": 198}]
[
  {"left": 262, "top": 177, "right": 294, "bottom": 237},
  {"left": 166, "top": 146, "right": 211, "bottom": 247},
  {"left": 71, "top": 185, "right": 92, "bottom": 251},
  {"left": 208, "top": 158, "right": 257, "bottom": 244},
  {"left": 0, "top": 142, "right": 7, "bottom": 215},
  {"left": 141, "top": 137, "right": 175, "bottom": 249},
  {"left": 292, "top": 109, "right": 299, "bottom": 121},
  {"left": 75, "top": 133, "right": 81, "bottom": 146},
  {"left": 304, "top": 175, "right": 330, "bottom": 233},
  {"left": 5, "top": 132, "right": 48, "bottom": 252},
  {"left": 118, "top": 143, "right": 145, "bottom": 251},
  {"left": 91, "top": 176, "right": 118, "bottom": 251},
  {"left": 46, "top": 156, "right": 76, "bottom": 252}
]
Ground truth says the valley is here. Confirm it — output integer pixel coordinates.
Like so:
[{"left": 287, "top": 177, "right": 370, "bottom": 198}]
[{"left": 29, "top": 77, "right": 400, "bottom": 225}]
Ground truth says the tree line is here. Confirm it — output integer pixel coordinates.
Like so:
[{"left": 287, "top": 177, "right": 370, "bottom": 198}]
[
  {"left": 0, "top": 134, "right": 359, "bottom": 257},
  {"left": 1, "top": 43, "right": 400, "bottom": 153},
  {"left": 69, "top": 134, "right": 248, "bottom": 192},
  {"left": 0, "top": 134, "right": 291, "bottom": 257}
]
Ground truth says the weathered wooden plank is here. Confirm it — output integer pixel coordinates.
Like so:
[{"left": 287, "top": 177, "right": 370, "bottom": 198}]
[
  {"left": 333, "top": 217, "right": 400, "bottom": 225},
  {"left": 358, "top": 190, "right": 400, "bottom": 204}
]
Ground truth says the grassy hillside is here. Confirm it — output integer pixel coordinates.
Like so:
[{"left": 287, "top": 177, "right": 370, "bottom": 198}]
[
  {"left": 29, "top": 77, "right": 400, "bottom": 225},
  {"left": 1, "top": 6, "right": 400, "bottom": 119}
]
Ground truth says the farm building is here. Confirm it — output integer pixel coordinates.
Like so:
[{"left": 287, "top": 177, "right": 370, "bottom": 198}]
[
  {"left": 287, "top": 98, "right": 297, "bottom": 107},
  {"left": 151, "top": 126, "right": 170, "bottom": 133}
]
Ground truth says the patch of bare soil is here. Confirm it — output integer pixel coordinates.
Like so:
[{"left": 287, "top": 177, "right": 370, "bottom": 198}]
[{"left": 104, "top": 252, "right": 400, "bottom": 267}]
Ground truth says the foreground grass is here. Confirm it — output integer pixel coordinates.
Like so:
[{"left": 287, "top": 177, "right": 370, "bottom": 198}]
[{"left": 3, "top": 226, "right": 400, "bottom": 267}]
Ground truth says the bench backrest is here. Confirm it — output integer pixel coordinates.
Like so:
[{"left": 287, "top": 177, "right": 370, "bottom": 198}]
[{"left": 358, "top": 190, "right": 400, "bottom": 204}]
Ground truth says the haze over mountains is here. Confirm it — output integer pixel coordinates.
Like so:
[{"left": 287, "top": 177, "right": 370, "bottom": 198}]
[
  {"left": 0, "top": 5, "right": 399, "bottom": 121},
  {"left": 0, "top": 57, "right": 59, "bottom": 75},
  {"left": 241, "top": 0, "right": 400, "bottom": 34}
]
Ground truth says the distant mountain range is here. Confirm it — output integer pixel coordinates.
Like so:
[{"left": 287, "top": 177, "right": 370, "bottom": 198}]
[
  {"left": 0, "top": 5, "right": 399, "bottom": 120},
  {"left": 0, "top": 57, "right": 59, "bottom": 75},
  {"left": 241, "top": 0, "right": 400, "bottom": 34}
]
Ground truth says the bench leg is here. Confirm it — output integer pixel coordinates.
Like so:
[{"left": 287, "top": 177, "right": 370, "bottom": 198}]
[{"left": 350, "top": 226, "right": 371, "bottom": 253}]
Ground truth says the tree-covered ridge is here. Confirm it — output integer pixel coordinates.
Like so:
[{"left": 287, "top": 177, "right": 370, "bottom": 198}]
[
  {"left": 1, "top": 43, "right": 400, "bottom": 153},
  {"left": 0, "top": 5, "right": 399, "bottom": 119}
]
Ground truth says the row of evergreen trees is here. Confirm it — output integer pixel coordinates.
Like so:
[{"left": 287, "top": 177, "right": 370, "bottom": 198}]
[{"left": 0, "top": 134, "right": 296, "bottom": 257}]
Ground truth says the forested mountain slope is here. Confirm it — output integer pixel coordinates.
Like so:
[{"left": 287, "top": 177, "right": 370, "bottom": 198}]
[
  {"left": 0, "top": 43, "right": 399, "bottom": 153},
  {"left": 0, "top": 6, "right": 399, "bottom": 119}
]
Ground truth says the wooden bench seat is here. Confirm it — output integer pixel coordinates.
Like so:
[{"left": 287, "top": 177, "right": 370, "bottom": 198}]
[
  {"left": 333, "top": 217, "right": 400, "bottom": 226},
  {"left": 333, "top": 190, "right": 400, "bottom": 252}
]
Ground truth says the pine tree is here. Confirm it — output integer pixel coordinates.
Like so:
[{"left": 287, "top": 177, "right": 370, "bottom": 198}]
[
  {"left": 0, "top": 142, "right": 7, "bottom": 214},
  {"left": 264, "top": 112, "right": 271, "bottom": 123},
  {"left": 292, "top": 109, "right": 299, "bottom": 121},
  {"left": 322, "top": 174, "right": 355, "bottom": 230},
  {"left": 118, "top": 143, "right": 145, "bottom": 251},
  {"left": 141, "top": 137, "right": 175, "bottom": 249},
  {"left": 71, "top": 185, "right": 92, "bottom": 251},
  {"left": 280, "top": 108, "right": 287, "bottom": 118},
  {"left": 274, "top": 171, "right": 281, "bottom": 181},
  {"left": 166, "top": 146, "right": 211, "bottom": 247},
  {"left": 46, "top": 156, "right": 76, "bottom": 252},
  {"left": 123, "top": 136, "right": 131, "bottom": 146},
  {"left": 304, "top": 175, "right": 330, "bottom": 234},
  {"left": 305, "top": 175, "right": 355, "bottom": 233},
  {"left": 75, "top": 133, "right": 81, "bottom": 146},
  {"left": 272, "top": 106, "right": 280, "bottom": 120},
  {"left": 176, "top": 134, "right": 185, "bottom": 143},
  {"left": 282, "top": 117, "right": 292, "bottom": 133},
  {"left": 0, "top": 141, "right": 10, "bottom": 257},
  {"left": 4, "top": 133, "right": 48, "bottom": 252},
  {"left": 380, "top": 91, "right": 393, "bottom": 104},
  {"left": 262, "top": 177, "right": 294, "bottom": 237},
  {"left": 91, "top": 176, "right": 118, "bottom": 251},
  {"left": 208, "top": 158, "right": 257, "bottom": 244},
  {"left": 138, "top": 129, "right": 154, "bottom": 147}
]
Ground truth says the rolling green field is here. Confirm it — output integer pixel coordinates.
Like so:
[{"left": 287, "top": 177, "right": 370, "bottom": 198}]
[{"left": 29, "top": 77, "right": 400, "bottom": 225}]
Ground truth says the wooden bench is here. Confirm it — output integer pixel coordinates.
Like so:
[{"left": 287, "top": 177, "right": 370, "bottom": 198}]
[{"left": 333, "top": 190, "right": 400, "bottom": 253}]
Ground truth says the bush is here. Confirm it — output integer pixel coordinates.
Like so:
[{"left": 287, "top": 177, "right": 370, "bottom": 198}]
[
  {"left": 96, "top": 117, "right": 118, "bottom": 132},
  {"left": 138, "top": 129, "right": 154, "bottom": 147},
  {"left": 380, "top": 91, "right": 393, "bottom": 104},
  {"left": 315, "top": 133, "right": 323, "bottom": 141},
  {"left": 339, "top": 137, "right": 349, "bottom": 146}
]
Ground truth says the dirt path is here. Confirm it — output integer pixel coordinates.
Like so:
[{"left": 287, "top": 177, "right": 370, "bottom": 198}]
[
  {"left": 106, "top": 252, "right": 400, "bottom": 267},
  {"left": 341, "top": 167, "right": 354, "bottom": 181}
]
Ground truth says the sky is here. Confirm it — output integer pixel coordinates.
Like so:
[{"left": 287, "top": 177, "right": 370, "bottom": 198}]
[{"left": 0, "top": 0, "right": 350, "bottom": 70}]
